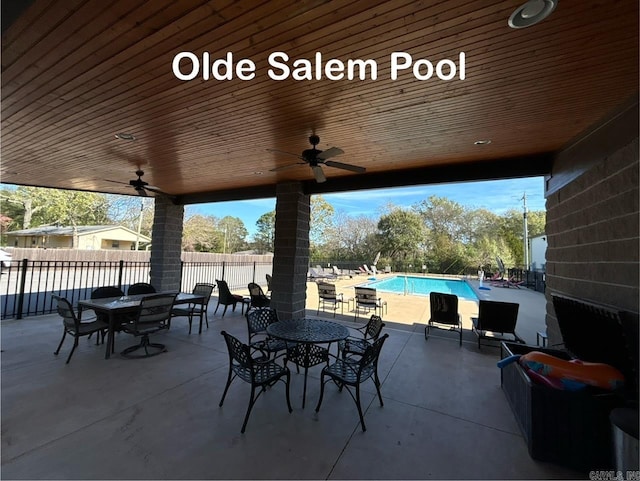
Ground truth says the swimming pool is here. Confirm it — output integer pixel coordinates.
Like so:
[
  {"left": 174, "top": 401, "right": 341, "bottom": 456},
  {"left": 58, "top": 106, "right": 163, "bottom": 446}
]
[{"left": 364, "top": 276, "right": 478, "bottom": 300}]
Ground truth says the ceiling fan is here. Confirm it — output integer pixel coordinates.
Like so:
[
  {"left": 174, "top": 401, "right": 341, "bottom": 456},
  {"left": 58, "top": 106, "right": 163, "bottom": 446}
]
[
  {"left": 268, "top": 135, "right": 365, "bottom": 183},
  {"left": 105, "top": 170, "right": 170, "bottom": 197}
]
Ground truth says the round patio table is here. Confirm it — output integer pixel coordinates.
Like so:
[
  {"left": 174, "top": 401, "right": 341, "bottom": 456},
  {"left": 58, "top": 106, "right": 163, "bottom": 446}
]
[{"left": 267, "top": 318, "right": 348, "bottom": 408}]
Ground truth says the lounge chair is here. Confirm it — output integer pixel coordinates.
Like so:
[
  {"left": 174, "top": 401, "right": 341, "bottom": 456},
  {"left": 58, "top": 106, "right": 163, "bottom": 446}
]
[
  {"left": 331, "top": 265, "right": 349, "bottom": 278},
  {"left": 424, "top": 292, "right": 462, "bottom": 346},
  {"left": 508, "top": 276, "right": 525, "bottom": 288},
  {"left": 471, "top": 300, "right": 524, "bottom": 349},
  {"left": 308, "top": 267, "right": 337, "bottom": 280},
  {"left": 485, "top": 271, "right": 504, "bottom": 282}
]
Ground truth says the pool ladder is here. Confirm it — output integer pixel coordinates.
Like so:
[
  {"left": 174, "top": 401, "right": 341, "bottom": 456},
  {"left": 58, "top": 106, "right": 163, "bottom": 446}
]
[{"left": 403, "top": 277, "right": 416, "bottom": 296}]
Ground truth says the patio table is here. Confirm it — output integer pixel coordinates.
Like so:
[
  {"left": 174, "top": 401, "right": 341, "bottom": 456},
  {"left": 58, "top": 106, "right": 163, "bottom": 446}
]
[
  {"left": 78, "top": 292, "right": 205, "bottom": 359},
  {"left": 267, "top": 318, "right": 348, "bottom": 408}
]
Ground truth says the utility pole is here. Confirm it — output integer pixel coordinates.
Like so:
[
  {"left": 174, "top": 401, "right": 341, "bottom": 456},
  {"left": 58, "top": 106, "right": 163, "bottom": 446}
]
[
  {"left": 522, "top": 192, "right": 529, "bottom": 270},
  {"left": 135, "top": 200, "right": 143, "bottom": 251}
]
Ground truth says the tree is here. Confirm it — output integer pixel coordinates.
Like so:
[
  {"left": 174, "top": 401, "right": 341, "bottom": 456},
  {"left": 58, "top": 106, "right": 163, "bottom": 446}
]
[
  {"left": 329, "top": 214, "right": 379, "bottom": 261},
  {"left": 182, "top": 214, "right": 217, "bottom": 252},
  {"left": 219, "top": 216, "right": 248, "bottom": 253},
  {"left": 376, "top": 208, "right": 425, "bottom": 260},
  {"left": 253, "top": 211, "right": 276, "bottom": 254},
  {"left": 414, "top": 196, "right": 470, "bottom": 243},
  {"left": 310, "top": 195, "right": 335, "bottom": 246},
  {"left": 498, "top": 209, "right": 546, "bottom": 267},
  {"left": 1, "top": 186, "right": 110, "bottom": 231},
  {"left": 107, "top": 196, "right": 155, "bottom": 242}
]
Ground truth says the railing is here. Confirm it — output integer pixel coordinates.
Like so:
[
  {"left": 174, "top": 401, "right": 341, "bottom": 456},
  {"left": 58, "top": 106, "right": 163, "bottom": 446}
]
[
  {"left": 507, "top": 268, "right": 546, "bottom": 293},
  {"left": 0, "top": 259, "right": 273, "bottom": 320}
]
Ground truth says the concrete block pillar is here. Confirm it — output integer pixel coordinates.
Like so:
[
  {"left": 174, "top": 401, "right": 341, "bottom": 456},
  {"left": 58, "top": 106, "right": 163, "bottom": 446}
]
[
  {"left": 271, "top": 182, "right": 310, "bottom": 320},
  {"left": 150, "top": 195, "right": 184, "bottom": 292}
]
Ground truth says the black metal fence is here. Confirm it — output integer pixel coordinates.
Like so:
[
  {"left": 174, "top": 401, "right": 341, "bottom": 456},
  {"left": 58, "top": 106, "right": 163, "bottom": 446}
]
[
  {"left": 507, "top": 268, "right": 546, "bottom": 293},
  {"left": 0, "top": 259, "right": 272, "bottom": 320}
]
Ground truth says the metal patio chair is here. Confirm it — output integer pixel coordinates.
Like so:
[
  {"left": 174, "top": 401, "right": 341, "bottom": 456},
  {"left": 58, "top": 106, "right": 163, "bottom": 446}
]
[
  {"left": 53, "top": 294, "right": 108, "bottom": 364},
  {"left": 170, "top": 282, "right": 215, "bottom": 334},
  {"left": 315, "top": 333, "right": 389, "bottom": 432},
  {"left": 219, "top": 331, "right": 292, "bottom": 433}
]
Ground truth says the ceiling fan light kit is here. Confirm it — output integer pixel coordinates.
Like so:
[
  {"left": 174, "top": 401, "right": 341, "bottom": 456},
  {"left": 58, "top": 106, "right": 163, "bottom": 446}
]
[{"left": 509, "top": 0, "right": 558, "bottom": 29}]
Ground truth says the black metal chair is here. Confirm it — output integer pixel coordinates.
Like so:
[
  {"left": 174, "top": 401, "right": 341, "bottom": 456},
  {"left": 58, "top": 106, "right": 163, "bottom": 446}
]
[
  {"left": 214, "top": 279, "right": 244, "bottom": 316},
  {"left": 265, "top": 273, "right": 273, "bottom": 295},
  {"left": 219, "top": 331, "right": 292, "bottom": 433},
  {"left": 315, "top": 333, "right": 389, "bottom": 432},
  {"left": 52, "top": 294, "right": 109, "bottom": 364},
  {"left": 127, "top": 282, "right": 156, "bottom": 295},
  {"left": 424, "top": 292, "right": 462, "bottom": 346},
  {"left": 91, "top": 286, "right": 126, "bottom": 352},
  {"left": 471, "top": 300, "right": 524, "bottom": 349},
  {"left": 120, "top": 293, "right": 176, "bottom": 358},
  {"left": 248, "top": 282, "right": 270, "bottom": 309},
  {"left": 170, "top": 283, "right": 215, "bottom": 334},
  {"left": 340, "top": 314, "right": 385, "bottom": 358},
  {"left": 245, "top": 307, "right": 288, "bottom": 360}
]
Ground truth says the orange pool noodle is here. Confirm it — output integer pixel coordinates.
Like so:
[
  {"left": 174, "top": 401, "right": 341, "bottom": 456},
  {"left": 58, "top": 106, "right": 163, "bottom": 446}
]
[{"left": 519, "top": 351, "right": 625, "bottom": 390}]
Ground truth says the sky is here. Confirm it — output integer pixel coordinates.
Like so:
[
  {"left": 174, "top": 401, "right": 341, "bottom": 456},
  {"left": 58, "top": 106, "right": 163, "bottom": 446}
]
[{"left": 186, "top": 176, "right": 546, "bottom": 237}]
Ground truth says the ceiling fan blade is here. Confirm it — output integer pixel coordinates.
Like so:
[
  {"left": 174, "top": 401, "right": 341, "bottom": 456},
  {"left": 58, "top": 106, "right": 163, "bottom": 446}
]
[
  {"left": 144, "top": 185, "right": 167, "bottom": 195},
  {"left": 323, "top": 160, "right": 366, "bottom": 173},
  {"left": 317, "top": 147, "right": 344, "bottom": 160},
  {"left": 311, "top": 165, "right": 327, "bottom": 183},
  {"left": 270, "top": 162, "right": 306, "bottom": 172},
  {"left": 104, "top": 179, "right": 129, "bottom": 186},
  {"left": 135, "top": 187, "right": 148, "bottom": 197},
  {"left": 266, "top": 148, "right": 303, "bottom": 159}
]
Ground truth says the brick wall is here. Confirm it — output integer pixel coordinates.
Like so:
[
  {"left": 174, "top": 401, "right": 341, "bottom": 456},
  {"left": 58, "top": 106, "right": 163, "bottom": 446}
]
[{"left": 545, "top": 135, "right": 639, "bottom": 344}]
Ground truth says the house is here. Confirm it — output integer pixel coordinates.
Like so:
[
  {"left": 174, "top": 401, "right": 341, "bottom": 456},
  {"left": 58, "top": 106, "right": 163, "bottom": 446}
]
[{"left": 6, "top": 225, "right": 151, "bottom": 250}]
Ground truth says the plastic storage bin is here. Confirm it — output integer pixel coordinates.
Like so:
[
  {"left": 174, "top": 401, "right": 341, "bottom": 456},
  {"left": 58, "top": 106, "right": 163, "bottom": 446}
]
[{"left": 501, "top": 342, "right": 625, "bottom": 471}]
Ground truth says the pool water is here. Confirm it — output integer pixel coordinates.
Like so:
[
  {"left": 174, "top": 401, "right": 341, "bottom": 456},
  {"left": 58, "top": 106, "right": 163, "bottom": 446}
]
[{"left": 365, "top": 276, "right": 478, "bottom": 300}]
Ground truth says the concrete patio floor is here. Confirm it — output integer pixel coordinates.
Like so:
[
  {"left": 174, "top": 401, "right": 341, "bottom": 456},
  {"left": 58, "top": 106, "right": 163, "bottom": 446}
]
[{"left": 1, "top": 278, "right": 583, "bottom": 479}]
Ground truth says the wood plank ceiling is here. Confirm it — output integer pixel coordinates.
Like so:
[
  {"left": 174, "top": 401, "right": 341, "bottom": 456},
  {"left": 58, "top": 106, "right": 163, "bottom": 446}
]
[{"left": 1, "top": 0, "right": 638, "bottom": 203}]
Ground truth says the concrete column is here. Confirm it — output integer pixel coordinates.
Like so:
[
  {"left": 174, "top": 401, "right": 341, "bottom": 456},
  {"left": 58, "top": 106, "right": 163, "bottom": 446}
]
[
  {"left": 150, "top": 195, "right": 184, "bottom": 292},
  {"left": 270, "top": 182, "right": 310, "bottom": 320}
]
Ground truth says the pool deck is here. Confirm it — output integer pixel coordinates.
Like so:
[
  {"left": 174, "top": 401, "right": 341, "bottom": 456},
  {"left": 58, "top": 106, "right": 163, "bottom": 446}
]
[{"left": 305, "top": 272, "right": 547, "bottom": 346}]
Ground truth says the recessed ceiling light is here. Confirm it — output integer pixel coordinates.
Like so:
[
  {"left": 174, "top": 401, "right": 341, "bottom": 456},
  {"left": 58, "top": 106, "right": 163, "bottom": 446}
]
[
  {"left": 508, "top": 0, "right": 557, "bottom": 29},
  {"left": 474, "top": 140, "right": 492, "bottom": 145},
  {"left": 114, "top": 133, "right": 136, "bottom": 141},
  {"left": 254, "top": 171, "right": 263, "bottom": 175}
]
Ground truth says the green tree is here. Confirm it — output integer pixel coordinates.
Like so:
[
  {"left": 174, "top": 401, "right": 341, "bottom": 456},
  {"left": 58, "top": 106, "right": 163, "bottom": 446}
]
[
  {"left": 1, "top": 186, "right": 110, "bottom": 231},
  {"left": 253, "top": 211, "right": 276, "bottom": 254},
  {"left": 219, "top": 216, "right": 248, "bottom": 253},
  {"left": 377, "top": 208, "right": 425, "bottom": 260},
  {"left": 310, "top": 195, "right": 335, "bottom": 246}
]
